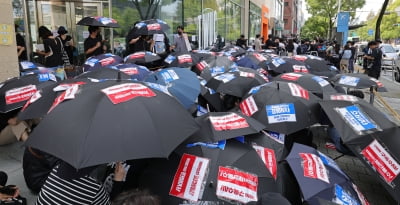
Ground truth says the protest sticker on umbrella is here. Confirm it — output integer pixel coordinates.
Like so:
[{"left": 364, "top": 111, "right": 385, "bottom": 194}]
[
  {"left": 288, "top": 82, "right": 309, "bottom": 100},
  {"left": 169, "top": 153, "right": 210, "bottom": 202},
  {"left": 196, "top": 61, "right": 209, "bottom": 72},
  {"left": 21, "top": 90, "right": 42, "bottom": 111},
  {"left": 85, "top": 58, "right": 100, "bottom": 67},
  {"left": 160, "top": 69, "right": 180, "bottom": 83},
  {"left": 266, "top": 103, "right": 296, "bottom": 124},
  {"left": 209, "top": 113, "right": 249, "bottom": 131},
  {"left": 293, "top": 55, "right": 307, "bottom": 62},
  {"left": 99, "top": 57, "right": 117, "bottom": 66},
  {"left": 280, "top": 73, "right": 302, "bottom": 81},
  {"left": 120, "top": 67, "right": 139, "bottom": 75},
  {"left": 129, "top": 52, "right": 146, "bottom": 59},
  {"left": 335, "top": 105, "right": 380, "bottom": 135},
  {"left": 272, "top": 58, "right": 286, "bottom": 67},
  {"left": 210, "top": 66, "right": 226, "bottom": 76},
  {"left": 312, "top": 76, "right": 330, "bottom": 87},
  {"left": 299, "top": 153, "right": 330, "bottom": 183},
  {"left": 240, "top": 96, "right": 258, "bottom": 116},
  {"left": 102, "top": 83, "right": 156, "bottom": 104},
  {"left": 164, "top": 55, "right": 176, "bottom": 64},
  {"left": 216, "top": 166, "right": 258, "bottom": 204},
  {"left": 352, "top": 183, "right": 370, "bottom": 205},
  {"left": 293, "top": 65, "right": 309, "bottom": 73},
  {"left": 361, "top": 139, "right": 400, "bottom": 185},
  {"left": 239, "top": 71, "right": 255, "bottom": 78},
  {"left": 330, "top": 94, "right": 359, "bottom": 102},
  {"left": 370, "top": 78, "right": 384, "bottom": 88},
  {"left": 5, "top": 85, "right": 37, "bottom": 105},
  {"left": 338, "top": 76, "right": 360, "bottom": 87},
  {"left": 334, "top": 184, "right": 361, "bottom": 205},
  {"left": 48, "top": 84, "right": 79, "bottom": 113},
  {"left": 147, "top": 23, "right": 161, "bottom": 31},
  {"left": 214, "top": 73, "right": 236, "bottom": 83},
  {"left": 253, "top": 53, "right": 266, "bottom": 62},
  {"left": 178, "top": 54, "right": 193, "bottom": 64},
  {"left": 252, "top": 145, "right": 277, "bottom": 179}
]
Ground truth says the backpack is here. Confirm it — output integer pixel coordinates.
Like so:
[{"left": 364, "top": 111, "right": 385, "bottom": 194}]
[{"left": 341, "top": 49, "right": 352, "bottom": 59}]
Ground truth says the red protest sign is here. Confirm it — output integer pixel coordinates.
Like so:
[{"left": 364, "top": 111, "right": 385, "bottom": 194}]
[
  {"left": 178, "top": 55, "right": 193, "bottom": 64},
  {"left": 48, "top": 84, "right": 79, "bottom": 113},
  {"left": 147, "top": 23, "right": 161, "bottom": 31},
  {"left": 195, "top": 61, "right": 209, "bottom": 72},
  {"left": 216, "top": 166, "right": 258, "bottom": 204},
  {"left": 252, "top": 145, "right": 277, "bottom": 179},
  {"left": 288, "top": 82, "right": 309, "bottom": 100},
  {"left": 240, "top": 96, "right": 258, "bottom": 117},
  {"left": 21, "top": 90, "right": 42, "bottom": 111},
  {"left": 299, "top": 153, "right": 330, "bottom": 183},
  {"left": 170, "top": 154, "right": 210, "bottom": 202},
  {"left": 102, "top": 83, "right": 156, "bottom": 104},
  {"left": 293, "top": 65, "right": 309, "bottom": 73},
  {"left": 280, "top": 73, "right": 302, "bottom": 81},
  {"left": 361, "top": 140, "right": 400, "bottom": 184},
  {"left": 209, "top": 113, "right": 249, "bottom": 131},
  {"left": 120, "top": 67, "right": 139, "bottom": 75},
  {"left": 99, "top": 57, "right": 116, "bottom": 66},
  {"left": 5, "top": 85, "right": 37, "bottom": 105}
]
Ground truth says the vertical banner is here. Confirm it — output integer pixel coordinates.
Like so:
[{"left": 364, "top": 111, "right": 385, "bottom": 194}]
[{"left": 337, "top": 12, "right": 350, "bottom": 46}]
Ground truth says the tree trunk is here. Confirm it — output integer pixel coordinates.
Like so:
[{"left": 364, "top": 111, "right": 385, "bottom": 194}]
[
  {"left": 328, "top": 19, "right": 333, "bottom": 40},
  {"left": 375, "top": 0, "right": 389, "bottom": 40}
]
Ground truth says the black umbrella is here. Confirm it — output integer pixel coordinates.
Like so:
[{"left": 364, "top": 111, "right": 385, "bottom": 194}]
[
  {"left": 75, "top": 67, "right": 131, "bottom": 80},
  {"left": 124, "top": 51, "right": 162, "bottom": 65},
  {"left": 285, "top": 143, "right": 370, "bottom": 205},
  {"left": 192, "top": 55, "right": 235, "bottom": 81},
  {"left": 77, "top": 16, "right": 120, "bottom": 28},
  {"left": 206, "top": 67, "right": 268, "bottom": 98},
  {"left": 239, "top": 81, "right": 320, "bottom": 134},
  {"left": 138, "top": 140, "right": 278, "bottom": 204},
  {"left": 292, "top": 55, "right": 340, "bottom": 79},
  {"left": 220, "top": 45, "right": 247, "bottom": 58},
  {"left": 274, "top": 72, "right": 337, "bottom": 98},
  {"left": 236, "top": 52, "right": 270, "bottom": 70},
  {"left": 198, "top": 76, "right": 224, "bottom": 112},
  {"left": 127, "top": 19, "right": 170, "bottom": 36},
  {"left": 83, "top": 53, "right": 123, "bottom": 71},
  {"left": 164, "top": 51, "right": 200, "bottom": 68},
  {"left": 0, "top": 74, "right": 58, "bottom": 113},
  {"left": 245, "top": 130, "right": 285, "bottom": 162},
  {"left": 330, "top": 73, "right": 388, "bottom": 92},
  {"left": 266, "top": 56, "right": 311, "bottom": 75},
  {"left": 188, "top": 111, "right": 265, "bottom": 143},
  {"left": 26, "top": 81, "right": 199, "bottom": 169}
]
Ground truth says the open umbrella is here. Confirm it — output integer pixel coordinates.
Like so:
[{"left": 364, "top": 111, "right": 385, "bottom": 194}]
[
  {"left": 164, "top": 51, "right": 200, "bottom": 68},
  {"left": 137, "top": 140, "right": 278, "bottom": 204},
  {"left": 206, "top": 67, "right": 268, "bottom": 98},
  {"left": 193, "top": 56, "right": 236, "bottom": 81},
  {"left": 198, "top": 76, "right": 224, "bottom": 112},
  {"left": 188, "top": 111, "right": 265, "bottom": 143},
  {"left": 285, "top": 143, "right": 370, "bottom": 205},
  {"left": 273, "top": 72, "right": 337, "bottom": 98},
  {"left": 75, "top": 67, "right": 131, "bottom": 81},
  {"left": 330, "top": 73, "right": 388, "bottom": 92},
  {"left": 144, "top": 67, "right": 200, "bottom": 109},
  {"left": 26, "top": 81, "right": 199, "bottom": 169},
  {"left": 236, "top": 52, "right": 270, "bottom": 70},
  {"left": 292, "top": 55, "right": 339, "bottom": 79},
  {"left": 245, "top": 130, "right": 286, "bottom": 162},
  {"left": 127, "top": 19, "right": 170, "bottom": 36},
  {"left": 266, "top": 56, "right": 310, "bottom": 75},
  {"left": 0, "top": 74, "right": 58, "bottom": 113},
  {"left": 239, "top": 81, "right": 320, "bottom": 134},
  {"left": 83, "top": 53, "right": 123, "bottom": 71},
  {"left": 77, "top": 16, "right": 120, "bottom": 28},
  {"left": 220, "top": 45, "right": 247, "bottom": 58},
  {"left": 124, "top": 51, "right": 161, "bottom": 65},
  {"left": 108, "top": 63, "right": 151, "bottom": 81}
]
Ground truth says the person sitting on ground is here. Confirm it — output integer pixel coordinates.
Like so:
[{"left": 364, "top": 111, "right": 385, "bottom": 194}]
[
  {"left": 112, "top": 189, "right": 160, "bottom": 205},
  {"left": 0, "top": 109, "right": 31, "bottom": 146},
  {"left": 236, "top": 34, "right": 247, "bottom": 49}
]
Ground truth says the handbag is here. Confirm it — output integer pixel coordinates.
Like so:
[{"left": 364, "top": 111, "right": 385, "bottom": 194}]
[{"left": 57, "top": 37, "right": 71, "bottom": 67}]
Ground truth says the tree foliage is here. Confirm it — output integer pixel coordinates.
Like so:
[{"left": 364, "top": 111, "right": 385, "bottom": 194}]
[
  {"left": 304, "top": 0, "right": 365, "bottom": 39},
  {"left": 300, "top": 16, "right": 329, "bottom": 40}
]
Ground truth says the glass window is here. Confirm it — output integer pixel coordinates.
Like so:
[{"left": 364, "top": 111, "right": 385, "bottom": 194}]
[
  {"left": 226, "top": 0, "right": 242, "bottom": 42},
  {"left": 249, "top": 2, "right": 261, "bottom": 41}
]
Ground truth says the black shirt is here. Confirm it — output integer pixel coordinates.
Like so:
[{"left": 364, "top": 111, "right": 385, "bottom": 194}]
[
  {"left": 127, "top": 37, "right": 150, "bottom": 55},
  {"left": 84, "top": 35, "right": 103, "bottom": 58},
  {"left": 44, "top": 38, "right": 63, "bottom": 67},
  {"left": 58, "top": 35, "right": 73, "bottom": 64},
  {"left": 16, "top": 33, "right": 27, "bottom": 61},
  {"left": 236, "top": 38, "right": 247, "bottom": 49}
]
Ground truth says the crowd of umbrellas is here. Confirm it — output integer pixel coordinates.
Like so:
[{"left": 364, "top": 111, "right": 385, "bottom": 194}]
[{"left": 7, "top": 17, "right": 400, "bottom": 204}]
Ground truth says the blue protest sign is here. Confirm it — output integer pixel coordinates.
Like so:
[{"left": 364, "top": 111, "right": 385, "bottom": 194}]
[
  {"left": 266, "top": 103, "right": 296, "bottom": 124},
  {"left": 368, "top": 29, "right": 374, "bottom": 36},
  {"left": 335, "top": 105, "right": 379, "bottom": 134}
]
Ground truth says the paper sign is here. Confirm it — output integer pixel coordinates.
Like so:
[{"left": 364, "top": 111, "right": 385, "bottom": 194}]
[
  {"left": 164, "top": 55, "right": 176, "bottom": 64},
  {"left": 160, "top": 70, "right": 179, "bottom": 83},
  {"left": 253, "top": 53, "right": 266, "bottom": 62},
  {"left": 53, "top": 82, "right": 86, "bottom": 92},
  {"left": 216, "top": 166, "right": 258, "bottom": 204},
  {"left": 85, "top": 58, "right": 99, "bottom": 67},
  {"left": 240, "top": 96, "right": 258, "bottom": 116},
  {"left": 335, "top": 105, "right": 379, "bottom": 134},
  {"left": 196, "top": 61, "right": 209, "bottom": 72},
  {"left": 239, "top": 72, "right": 255, "bottom": 78},
  {"left": 100, "top": 57, "right": 116, "bottom": 66},
  {"left": 210, "top": 67, "right": 225, "bottom": 76},
  {"left": 129, "top": 52, "right": 145, "bottom": 59},
  {"left": 293, "top": 65, "right": 309, "bottom": 73},
  {"left": 288, "top": 83, "right": 309, "bottom": 100},
  {"left": 21, "top": 90, "right": 42, "bottom": 111},
  {"left": 5, "top": 85, "right": 37, "bottom": 105},
  {"left": 102, "top": 83, "right": 156, "bottom": 104},
  {"left": 20, "top": 61, "right": 37, "bottom": 70},
  {"left": 334, "top": 184, "right": 360, "bottom": 205},
  {"left": 280, "top": 73, "right": 302, "bottom": 81},
  {"left": 0, "top": 24, "right": 13, "bottom": 45},
  {"left": 170, "top": 154, "right": 210, "bottom": 202},
  {"left": 370, "top": 78, "right": 384, "bottom": 88},
  {"left": 153, "top": 34, "right": 165, "bottom": 42},
  {"left": 330, "top": 94, "right": 359, "bottom": 102},
  {"left": 120, "top": 67, "right": 138, "bottom": 75},
  {"left": 312, "top": 76, "right": 330, "bottom": 87},
  {"left": 82, "top": 31, "right": 89, "bottom": 39},
  {"left": 293, "top": 55, "right": 307, "bottom": 62},
  {"left": 177, "top": 54, "right": 193, "bottom": 64},
  {"left": 214, "top": 73, "right": 235, "bottom": 83},
  {"left": 361, "top": 140, "right": 400, "bottom": 184},
  {"left": 252, "top": 145, "right": 277, "bottom": 179},
  {"left": 299, "top": 153, "right": 330, "bottom": 183},
  {"left": 266, "top": 103, "right": 296, "bottom": 124},
  {"left": 352, "top": 183, "right": 370, "bottom": 205},
  {"left": 209, "top": 113, "right": 249, "bottom": 131},
  {"left": 48, "top": 84, "right": 79, "bottom": 113},
  {"left": 147, "top": 23, "right": 161, "bottom": 31},
  {"left": 338, "top": 76, "right": 360, "bottom": 87}
]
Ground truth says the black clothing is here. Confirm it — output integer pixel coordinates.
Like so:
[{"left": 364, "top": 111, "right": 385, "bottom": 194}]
[
  {"left": 22, "top": 147, "right": 60, "bottom": 193},
  {"left": 58, "top": 35, "right": 73, "bottom": 64},
  {"left": 0, "top": 171, "right": 7, "bottom": 186},
  {"left": 265, "top": 39, "right": 276, "bottom": 49},
  {"left": 16, "top": 33, "right": 27, "bottom": 61},
  {"left": 127, "top": 37, "right": 150, "bottom": 55},
  {"left": 286, "top": 43, "right": 294, "bottom": 52},
  {"left": 236, "top": 38, "right": 247, "bottom": 49},
  {"left": 0, "top": 109, "right": 20, "bottom": 131},
  {"left": 367, "top": 48, "right": 383, "bottom": 79},
  {"left": 43, "top": 38, "right": 63, "bottom": 67},
  {"left": 84, "top": 35, "right": 103, "bottom": 58}
]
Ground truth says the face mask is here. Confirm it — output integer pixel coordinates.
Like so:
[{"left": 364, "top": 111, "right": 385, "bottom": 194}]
[{"left": 178, "top": 31, "right": 182, "bottom": 35}]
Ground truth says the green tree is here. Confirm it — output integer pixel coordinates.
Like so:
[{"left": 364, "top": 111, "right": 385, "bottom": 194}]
[
  {"left": 300, "top": 16, "right": 329, "bottom": 39},
  {"left": 376, "top": 0, "right": 390, "bottom": 40},
  {"left": 305, "top": 0, "right": 365, "bottom": 39}
]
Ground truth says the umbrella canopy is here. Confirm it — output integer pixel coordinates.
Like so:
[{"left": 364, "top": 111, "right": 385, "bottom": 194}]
[
  {"left": 330, "top": 73, "right": 388, "bottom": 92},
  {"left": 286, "top": 143, "right": 369, "bottom": 205},
  {"left": 193, "top": 55, "right": 236, "bottom": 81},
  {"left": 128, "top": 19, "right": 170, "bottom": 36},
  {"left": 83, "top": 53, "right": 123, "bottom": 71},
  {"left": 77, "top": 16, "right": 120, "bottom": 28},
  {"left": 239, "top": 81, "right": 320, "bottom": 134},
  {"left": 266, "top": 56, "right": 311, "bottom": 75},
  {"left": 188, "top": 111, "right": 266, "bottom": 143},
  {"left": 164, "top": 51, "right": 200, "bottom": 68},
  {"left": 26, "top": 81, "right": 199, "bottom": 169},
  {"left": 273, "top": 72, "right": 337, "bottom": 98},
  {"left": 19, "top": 61, "right": 45, "bottom": 71},
  {"left": 292, "top": 55, "right": 339, "bottom": 79},
  {"left": 190, "top": 50, "right": 217, "bottom": 61},
  {"left": 245, "top": 130, "right": 286, "bottom": 162},
  {"left": 75, "top": 67, "right": 131, "bottom": 81},
  {"left": 124, "top": 51, "right": 161, "bottom": 65},
  {"left": 108, "top": 63, "right": 151, "bottom": 81},
  {"left": 198, "top": 76, "right": 224, "bottom": 112},
  {"left": 206, "top": 67, "right": 268, "bottom": 98},
  {"left": 18, "top": 79, "right": 91, "bottom": 120},
  {"left": 236, "top": 52, "right": 270, "bottom": 70},
  {"left": 0, "top": 74, "right": 58, "bottom": 113},
  {"left": 220, "top": 45, "right": 247, "bottom": 58},
  {"left": 144, "top": 67, "right": 200, "bottom": 109},
  {"left": 137, "top": 140, "right": 278, "bottom": 204}
]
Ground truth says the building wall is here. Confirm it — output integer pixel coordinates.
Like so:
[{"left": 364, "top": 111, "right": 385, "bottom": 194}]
[{"left": 0, "top": 0, "right": 19, "bottom": 81}]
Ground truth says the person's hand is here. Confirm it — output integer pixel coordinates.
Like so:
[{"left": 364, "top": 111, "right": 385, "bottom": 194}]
[
  {"left": 113, "top": 162, "right": 127, "bottom": 182},
  {"left": 7, "top": 117, "right": 18, "bottom": 126},
  {"left": 0, "top": 186, "right": 19, "bottom": 200},
  {"left": 95, "top": 42, "right": 101, "bottom": 49}
]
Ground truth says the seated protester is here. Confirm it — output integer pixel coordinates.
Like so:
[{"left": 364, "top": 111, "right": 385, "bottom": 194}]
[
  {"left": 22, "top": 147, "right": 60, "bottom": 194},
  {"left": 112, "top": 189, "right": 160, "bottom": 205},
  {"left": 0, "top": 109, "right": 32, "bottom": 146},
  {"left": 0, "top": 171, "right": 26, "bottom": 204},
  {"left": 36, "top": 161, "right": 126, "bottom": 205}
]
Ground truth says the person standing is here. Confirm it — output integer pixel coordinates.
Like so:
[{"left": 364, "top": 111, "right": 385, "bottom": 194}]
[
  {"left": 57, "top": 26, "right": 74, "bottom": 65},
  {"left": 170, "top": 26, "right": 190, "bottom": 52},
  {"left": 84, "top": 26, "right": 104, "bottom": 59},
  {"left": 254, "top": 34, "right": 262, "bottom": 51},
  {"left": 364, "top": 41, "right": 382, "bottom": 79},
  {"left": 15, "top": 24, "right": 27, "bottom": 62},
  {"left": 286, "top": 39, "right": 295, "bottom": 56},
  {"left": 264, "top": 34, "right": 277, "bottom": 50},
  {"left": 236, "top": 34, "right": 247, "bottom": 49},
  {"left": 36, "top": 26, "right": 63, "bottom": 68}
]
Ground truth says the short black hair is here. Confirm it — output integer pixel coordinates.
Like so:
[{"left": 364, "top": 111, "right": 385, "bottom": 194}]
[
  {"left": 38, "top": 26, "right": 52, "bottom": 39},
  {"left": 240, "top": 34, "right": 245, "bottom": 38},
  {"left": 256, "top": 34, "right": 261, "bottom": 38},
  {"left": 177, "top": 25, "right": 184, "bottom": 30},
  {"left": 88, "top": 26, "right": 99, "bottom": 34}
]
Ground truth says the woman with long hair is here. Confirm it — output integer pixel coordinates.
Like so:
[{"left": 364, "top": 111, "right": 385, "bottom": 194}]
[{"left": 36, "top": 26, "right": 63, "bottom": 68}]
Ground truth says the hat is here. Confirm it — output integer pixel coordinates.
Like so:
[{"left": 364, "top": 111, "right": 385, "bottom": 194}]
[{"left": 57, "top": 26, "right": 68, "bottom": 35}]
